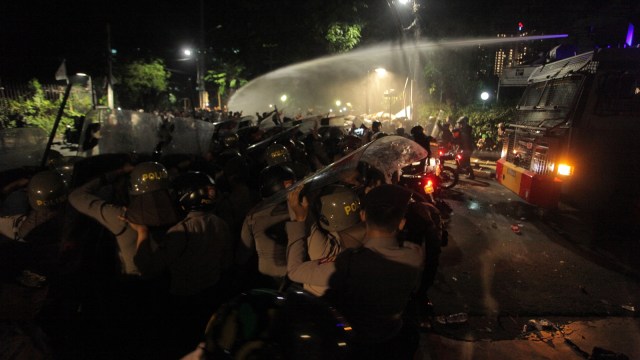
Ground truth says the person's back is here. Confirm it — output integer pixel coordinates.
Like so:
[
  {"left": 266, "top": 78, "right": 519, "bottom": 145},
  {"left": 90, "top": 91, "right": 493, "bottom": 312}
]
[
  {"left": 324, "top": 185, "right": 423, "bottom": 358},
  {"left": 127, "top": 171, "right": 233, "bottom": 357},
  {"left": 286, "top": 184, "right": 423, "bottom": 359},
  {"left": 328, "top": 246, "right": 420, "bottom": 341}
]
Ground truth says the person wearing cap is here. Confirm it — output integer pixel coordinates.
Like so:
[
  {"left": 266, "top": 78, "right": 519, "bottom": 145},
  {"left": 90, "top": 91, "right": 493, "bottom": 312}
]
[{"left": 286, "top": 184, "right": 423, "bottom": 359}]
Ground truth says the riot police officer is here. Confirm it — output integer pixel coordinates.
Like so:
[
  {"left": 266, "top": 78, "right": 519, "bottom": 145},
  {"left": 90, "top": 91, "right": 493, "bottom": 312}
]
[
  {"left": 69, "top": 161, "right": 180, "bottom": 275},
  {"left": 286, "top": 184, "right": 366, "bottom": 297},
  {"left": 127, "top": 171, "right": 234, "bottom": 357},
  {"left": 0, "top": 170, "right": 69, "bottom": 282},
  {"left": 238, "top": 164, "right": 297, "bottom": 289}
]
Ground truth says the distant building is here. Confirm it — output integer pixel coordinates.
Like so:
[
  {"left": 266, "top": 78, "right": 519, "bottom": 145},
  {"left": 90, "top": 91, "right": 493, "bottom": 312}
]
[{"left": 493, "top": 32, "right": 530, "bottom": 76}]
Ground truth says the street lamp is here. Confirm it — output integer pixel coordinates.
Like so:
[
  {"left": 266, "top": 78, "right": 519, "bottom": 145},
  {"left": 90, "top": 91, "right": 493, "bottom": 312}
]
[{"left": 481, "top": 91, "right": 490, "bottom": 108}]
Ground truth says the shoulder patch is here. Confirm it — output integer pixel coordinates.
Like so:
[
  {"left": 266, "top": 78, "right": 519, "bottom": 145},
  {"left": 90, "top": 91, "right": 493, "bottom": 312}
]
[{"left": 318, "top": 256, "right": 337, "bottom": 264}]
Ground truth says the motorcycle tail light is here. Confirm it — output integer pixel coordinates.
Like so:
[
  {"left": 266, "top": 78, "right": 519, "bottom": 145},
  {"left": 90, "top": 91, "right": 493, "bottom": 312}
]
[
  {"left": 456, "top": 154, "right": 462, "bottom": 160},
  {"left": 439, "top": 150, "right": 444, "bottom": 156},
  {"left": 423, "top": 179, "right": 434, "bottom": 194}
]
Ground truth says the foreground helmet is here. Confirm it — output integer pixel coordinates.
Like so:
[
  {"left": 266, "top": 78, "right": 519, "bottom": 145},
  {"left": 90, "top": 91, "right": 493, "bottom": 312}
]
[
  {"left": 203, "top": 288, "right": 352, "bottom": 360},
  {"left": 317, "top": 185, "right": 361, "bottom": 232},
  {"left": 172, "top": 171, "right": 216, "bottom": 211},
  {"left": 355, "top": 161, "right": 386, "bottom": 189},
  {"left": 216, "top": 149, "right": 243, "bottom": 168},
  {"left": 338, "top": 135, "right": 362, "bottom": 155},
  {"left": 264, "top": 143, "right": 291, "bottom": 166},
  {"left": 27, "top": 171, "right": 68, "bottom": 209},
  {"left": 129, "top": 162, "right": 170, "bottom": 195},
  {"left": 222, "top": 133, "right": 240, "bottom": 149},
  {"left": 456, "top": 116, "right": 469, "bottom": 125},
  {"left": 259, "top": 164, "right": 296, "bottom": 199}
]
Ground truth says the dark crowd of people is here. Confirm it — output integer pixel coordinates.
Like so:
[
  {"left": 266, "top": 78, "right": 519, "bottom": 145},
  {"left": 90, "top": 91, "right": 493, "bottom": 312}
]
[{"left": 0, "top": 114, "right": 478, "bottom": 359}]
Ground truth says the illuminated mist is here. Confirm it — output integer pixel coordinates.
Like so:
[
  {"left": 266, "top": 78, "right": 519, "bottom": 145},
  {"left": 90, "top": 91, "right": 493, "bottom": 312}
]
[{"left": 228, "top": 34, "right": 568, "bottom": 117}]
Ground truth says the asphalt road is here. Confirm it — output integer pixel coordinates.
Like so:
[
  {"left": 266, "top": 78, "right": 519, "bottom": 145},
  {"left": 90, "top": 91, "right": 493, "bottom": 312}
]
[{"left": 417, "top": 168, "right": 640, "bottom": 359}]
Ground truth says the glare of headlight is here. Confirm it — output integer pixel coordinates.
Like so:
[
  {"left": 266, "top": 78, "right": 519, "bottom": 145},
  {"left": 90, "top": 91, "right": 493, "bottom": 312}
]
[{"left": 375, "top": 67, "right": 387, "bottom": 77}]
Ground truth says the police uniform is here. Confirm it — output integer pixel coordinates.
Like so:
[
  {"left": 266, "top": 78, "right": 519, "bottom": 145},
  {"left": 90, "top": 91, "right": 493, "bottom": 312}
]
[
  {"left": 134, "top": 210, "right": 233, "bottom": 296},
  {"left": 238, "top": 202, "right": 290, "bottom": 278},
  {"left": 286, "top": 221, "right": 423, "bottom": 298},
  {"left": 68, "top": 174, "right": 142, "bottom": 275},
  {"left": 0, "top": 208, "right": 65, "bottom": 278},
  {"left": 301, "top": 222, "right": 366, "bottom": 296}
]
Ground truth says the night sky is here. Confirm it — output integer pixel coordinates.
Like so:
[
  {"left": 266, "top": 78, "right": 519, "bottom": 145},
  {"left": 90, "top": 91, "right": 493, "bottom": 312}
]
[
  {"left": 1, "top": 0, "right": 201, "bottom": 82},
  {"left": 1, "top": 0, "right": 639, "bottom": 83}
]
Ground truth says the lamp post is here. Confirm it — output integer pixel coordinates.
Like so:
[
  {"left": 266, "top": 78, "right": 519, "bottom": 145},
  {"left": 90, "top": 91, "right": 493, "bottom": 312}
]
[
  {"left": 182, "top": 48, "right": 208, "bottom": 110},
  {"left": 366, "top": 67, "right": 387, "bottom": 115},
  {"left": 398, "top": 0, "right": 420, "bottom": 122}
]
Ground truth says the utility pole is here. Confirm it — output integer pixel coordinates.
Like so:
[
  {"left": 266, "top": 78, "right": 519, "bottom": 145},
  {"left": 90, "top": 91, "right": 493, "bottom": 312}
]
[
  {"left": 197, "top": 0, "right": 208, "bottom": 110},
  {"left": 410, "top": 0, "right": 420, "bottom": 123},
  {"left": 106, "top": 23, "right": 114, "bottom": 109}
]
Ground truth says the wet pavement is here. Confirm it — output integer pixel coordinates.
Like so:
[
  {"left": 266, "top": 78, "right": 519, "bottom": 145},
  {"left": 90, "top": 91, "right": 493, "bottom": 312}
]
[{"left": 416, "top": 159, "right": 640, "bottom": 359}]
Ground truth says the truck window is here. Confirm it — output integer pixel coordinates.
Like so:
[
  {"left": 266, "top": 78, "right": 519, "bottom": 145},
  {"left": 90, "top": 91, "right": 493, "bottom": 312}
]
[
  {"left": 538, "top": 77, "right": 581, "bottom": 108},
  {"left": 518, "top": 82, "right": 545, "bottom": 108},
  {"left": 518, "top": 77, "right": 581, "bottom": 110}
]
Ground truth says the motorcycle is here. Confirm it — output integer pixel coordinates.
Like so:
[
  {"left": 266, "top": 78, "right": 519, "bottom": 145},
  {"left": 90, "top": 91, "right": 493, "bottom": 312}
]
[{"left": 437, "top": 145, "right": 476, "bottom": 184}]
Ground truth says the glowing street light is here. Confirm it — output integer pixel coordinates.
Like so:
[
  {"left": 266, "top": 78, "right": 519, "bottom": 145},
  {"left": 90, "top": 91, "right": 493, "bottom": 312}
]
[
  {"left": 336, "top": 100, "right": 342, "bottom": 107},
  {"left": 280, "top": 94, "right": 288, "bottom": 102},
  {"left": 481, "top": 91, "right": 490, "bottom": 108},
  {"left": 183, "top": 49, "right": 192, "bottom": 57}
]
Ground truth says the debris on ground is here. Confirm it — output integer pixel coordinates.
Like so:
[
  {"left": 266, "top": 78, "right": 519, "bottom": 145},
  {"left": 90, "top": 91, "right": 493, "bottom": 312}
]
[
  {"left": 436, "top": 312, "right": 469, "bottom": 325},
  {"left": 620, "top": 305, "right": 635, "bottom": 312},
  {"left": 511, "top": 224, "right": 521, "bottom": 234}
]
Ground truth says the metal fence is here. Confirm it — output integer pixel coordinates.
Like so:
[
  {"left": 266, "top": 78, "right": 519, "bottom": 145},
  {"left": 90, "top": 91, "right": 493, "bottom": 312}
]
[{"left": 0, "top": 82, "right": 64, "bottom": 102}]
